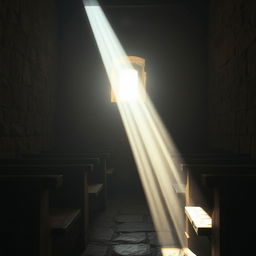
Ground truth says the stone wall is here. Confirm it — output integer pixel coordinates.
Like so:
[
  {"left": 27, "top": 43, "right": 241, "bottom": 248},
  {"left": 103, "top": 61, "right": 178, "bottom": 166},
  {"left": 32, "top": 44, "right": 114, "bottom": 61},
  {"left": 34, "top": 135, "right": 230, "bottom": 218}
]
[
  {"left": 208, "top": 0, "right": 256, "bottom": 155},
  {"left": 0, "top": 0, "right": 58, "bottom": 157}
]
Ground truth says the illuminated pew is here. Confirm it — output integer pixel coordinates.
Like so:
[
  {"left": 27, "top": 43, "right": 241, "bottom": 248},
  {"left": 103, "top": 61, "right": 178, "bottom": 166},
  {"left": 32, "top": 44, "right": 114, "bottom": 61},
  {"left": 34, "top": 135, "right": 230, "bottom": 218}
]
[
  {"left": 0, "top": 160, "right": 92, "bottom": 251},
  {"left": 185, "top": 206, "right": 212, "bottom": 236},
  {"left": 0, "top": 174, "right": 62, "bottom": 256},
  {"left": 173, "top": 156, "right": 252, "bottom": 233},
  {"left": 182, "top": 163, "right": 256, "bottom": 256},
  {"left": 177, "top": 155, "right": 253, "bottom": 215},
  {"left": 167, "top": 154, "right": 252, "bottom": 256}
]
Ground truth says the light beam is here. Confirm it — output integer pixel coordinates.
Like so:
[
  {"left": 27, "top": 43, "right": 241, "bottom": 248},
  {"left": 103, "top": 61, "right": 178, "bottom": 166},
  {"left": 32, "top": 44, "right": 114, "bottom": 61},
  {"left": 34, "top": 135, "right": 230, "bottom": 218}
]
[{"left": 84, "top": 0, "right": 188, "bottom": 251}]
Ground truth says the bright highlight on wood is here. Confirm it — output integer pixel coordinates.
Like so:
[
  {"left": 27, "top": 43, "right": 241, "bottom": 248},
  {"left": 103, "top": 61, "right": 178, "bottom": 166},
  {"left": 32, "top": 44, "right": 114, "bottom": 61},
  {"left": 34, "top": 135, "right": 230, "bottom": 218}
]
[
  {"left": 185, "top": 206, "right": 212, "bottom": 235},
  {"left": 161, "top": 247, "right": 197, "bottom": 256}
]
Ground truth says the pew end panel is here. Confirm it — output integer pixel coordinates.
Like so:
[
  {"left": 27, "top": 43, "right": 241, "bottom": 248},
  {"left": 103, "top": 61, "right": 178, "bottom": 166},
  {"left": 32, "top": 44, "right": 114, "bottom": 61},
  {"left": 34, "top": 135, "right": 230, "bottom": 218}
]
[
  {"left": 202, "top": 172, "right": 256, "bottom": 256},
  {"left": 0, "top": 174, "right": 63, "bottom": 256},
  {"left": 183, "top": 163, "right": 256, "bottom": 256},
  {"left": 0, "top": 163, "right": 92, "bottom": 250}
]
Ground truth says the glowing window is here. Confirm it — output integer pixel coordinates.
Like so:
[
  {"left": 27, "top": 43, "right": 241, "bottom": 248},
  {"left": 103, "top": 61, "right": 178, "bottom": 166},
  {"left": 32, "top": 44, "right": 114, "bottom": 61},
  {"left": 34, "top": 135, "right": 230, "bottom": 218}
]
[{"left": 111, "top": 56, "right": 147, "bottom": 102}]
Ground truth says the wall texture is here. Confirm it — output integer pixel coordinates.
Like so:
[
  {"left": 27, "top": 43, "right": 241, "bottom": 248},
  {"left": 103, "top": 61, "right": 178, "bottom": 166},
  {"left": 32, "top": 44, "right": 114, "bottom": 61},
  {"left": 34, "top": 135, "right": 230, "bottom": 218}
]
[
  {"left": 0, "top": 0, "right": 58, "bottom": 157},
  {"left": 208, "top": 0, "right": 256, "bottom": 156}
]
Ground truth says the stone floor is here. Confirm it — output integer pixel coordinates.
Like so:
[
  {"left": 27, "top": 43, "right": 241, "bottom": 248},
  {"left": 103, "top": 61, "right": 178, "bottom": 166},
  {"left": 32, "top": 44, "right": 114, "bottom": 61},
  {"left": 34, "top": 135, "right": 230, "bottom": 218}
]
[{"left": 82, "top": 192, "right": 179, "bottom": 256}]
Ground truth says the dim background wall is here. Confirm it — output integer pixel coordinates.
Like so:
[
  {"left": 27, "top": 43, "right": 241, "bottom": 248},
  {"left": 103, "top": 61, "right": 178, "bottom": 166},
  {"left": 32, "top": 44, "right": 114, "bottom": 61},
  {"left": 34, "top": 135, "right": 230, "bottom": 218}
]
[
  {"left": 208, "top": 0, "right": 256, "bottom": 156},
  {"left": 0, "top": 0, "right": 58, "bottom": 157},
  {"left": 0, "top": 0, "right": 208, "bottom": 190},
  {"left": 57, "top": 0, "right": 208, "bottom": 190}
]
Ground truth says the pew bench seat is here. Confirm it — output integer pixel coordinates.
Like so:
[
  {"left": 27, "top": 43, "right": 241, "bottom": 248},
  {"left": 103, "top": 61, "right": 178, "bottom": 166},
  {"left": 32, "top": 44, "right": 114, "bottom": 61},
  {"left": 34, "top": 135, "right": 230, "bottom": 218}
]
[
  {"left": 106, "top": 167, "right": 114, "bottom": 175},
  {"left": 51, "top": 208, "right": 82, "bottom": 256},
  {"left": 50, "top": 208, "right": 81, "bottom": 232},
  {"left": 88, "top": 183, "right": 105, "bottom": 215},
  {"left": 183, "top": 163, "right": 256, "bottom": 256},
  {"left": 88, "top": 183, "right": 103, "bottom": 196},
  {"left": 185, "top": 206, "right": 212, "bottom": 236}
]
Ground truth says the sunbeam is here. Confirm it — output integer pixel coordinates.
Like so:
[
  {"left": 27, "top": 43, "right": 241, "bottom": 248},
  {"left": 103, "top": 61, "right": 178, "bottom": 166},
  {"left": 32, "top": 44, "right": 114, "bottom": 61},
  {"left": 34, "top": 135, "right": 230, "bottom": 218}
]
[{"left": 83, "top": 0, "right": 192, "bottom": 254}]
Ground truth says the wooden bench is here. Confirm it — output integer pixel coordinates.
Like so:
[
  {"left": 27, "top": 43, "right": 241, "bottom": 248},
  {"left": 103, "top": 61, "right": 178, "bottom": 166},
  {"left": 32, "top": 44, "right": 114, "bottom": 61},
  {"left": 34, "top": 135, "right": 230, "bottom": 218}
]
[
  {"left": 185, "top": 206, "right": 212, "bottom": 236},
  {"left": 50, "top": 208, "right": 81, "bottom": 256},
  {"left": 24, "top": 151, "right": 113, "bottom": 179},
  {"left": 0, "top": 160, "right": 92, "bottom": 251},
  {"left": 21, "top": 153, "right": 110, "bottom": 210},
  {"left": 182, "top": 163, "right": 256, "bottom": 256},
  {"left": 44, "top": 151, "right": 115, "bottom": 184},
  {"left": 163, "top": 154, "right": 253, "bottom": 255},
  {"left": 23, "top": 151, "right": 113, "bottom": 173},
  {"left": 88, "top": 183, "right": 105, "bottom": 216},
  {"left": 201, "top": 171, "right": 256, "bottom": 256},
  {"left": 0, "top": 174, "right": 62, "bottom": 256},
  {"left": 172, "top": 156, "right": 251, "bottom": 224}
]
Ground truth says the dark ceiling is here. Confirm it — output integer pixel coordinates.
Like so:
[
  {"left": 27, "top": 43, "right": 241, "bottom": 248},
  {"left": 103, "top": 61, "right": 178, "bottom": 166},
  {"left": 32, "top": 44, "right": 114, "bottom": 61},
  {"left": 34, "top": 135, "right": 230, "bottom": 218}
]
[
  {"left": 85, "top": 0, "right": 177, "bottom": 6},
  {"left": 101, "top": 0, "right": 174, "bottom": 4}
]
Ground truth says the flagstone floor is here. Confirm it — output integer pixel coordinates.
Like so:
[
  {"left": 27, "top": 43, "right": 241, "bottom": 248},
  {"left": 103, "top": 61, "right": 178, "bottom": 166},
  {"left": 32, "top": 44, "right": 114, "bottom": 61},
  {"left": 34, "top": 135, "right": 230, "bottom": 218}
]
[{"left": 82, "top": 192, "right": 179, "bottom": 256}]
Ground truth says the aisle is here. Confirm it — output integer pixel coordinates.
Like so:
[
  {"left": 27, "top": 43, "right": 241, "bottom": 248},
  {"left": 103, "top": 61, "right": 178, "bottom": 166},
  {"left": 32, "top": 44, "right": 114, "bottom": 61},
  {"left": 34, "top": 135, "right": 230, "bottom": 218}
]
[{"left": 82, "top": 192, "right": 179, "bottom": 256}]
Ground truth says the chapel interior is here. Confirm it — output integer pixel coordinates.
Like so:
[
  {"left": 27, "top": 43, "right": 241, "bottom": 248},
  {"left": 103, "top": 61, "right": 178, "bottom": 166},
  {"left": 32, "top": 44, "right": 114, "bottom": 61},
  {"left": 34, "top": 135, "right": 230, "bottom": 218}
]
[{"left": 0, "top": 0, "right": 256, "bottom": 255}]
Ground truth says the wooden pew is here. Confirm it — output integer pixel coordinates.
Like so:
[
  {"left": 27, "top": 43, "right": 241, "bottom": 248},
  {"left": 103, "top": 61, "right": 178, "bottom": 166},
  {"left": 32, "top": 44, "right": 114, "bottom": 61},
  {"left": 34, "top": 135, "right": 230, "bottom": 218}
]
[
  {"left": 50, "top": 152, "right": 115, "bottom": 185},
  {"left": 23, "top": 152, "right": 113, "bottom": 173},
  {"left": 0, "top": 174, "right": 62, "bottom": 256},
  {"left": 163, "top": 153, "right": 251, "bottom": 255},
  {"left": 172, "top": 154, "right": 252, "bottom": 219},
  {"left": 182, "top": 163, "right": 256, "bottom": 256},
  {"left": 0, "top": 161, "right": 92, "bottom": 251},
  {"left": 170, "top": 154, "right": 252, "bottom": 213},
  {"left": 20, "top": 153, "right": 110, "bottom": 210},
  {"left": 50, "top": 208, "right": 82, "bottom": 256},
  {"left": 23, "top": 151, "right": 113, "bottom": 179},
  {"left": 182, "top": 162, "right": 256, "bottom": 210},
  {"left": 202, "top": 172, "right": 256, "bottom": 256}
]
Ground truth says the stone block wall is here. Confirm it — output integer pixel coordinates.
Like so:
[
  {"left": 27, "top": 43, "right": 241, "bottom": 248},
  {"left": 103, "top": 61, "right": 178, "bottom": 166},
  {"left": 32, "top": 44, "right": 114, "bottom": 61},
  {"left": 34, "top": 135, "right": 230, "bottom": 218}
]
[
  {"left": 208, "top": 0, "right": 256, "bottom": 156},
  {"left": 0, "top": 0, "right": 58, "bottom": 157}
]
